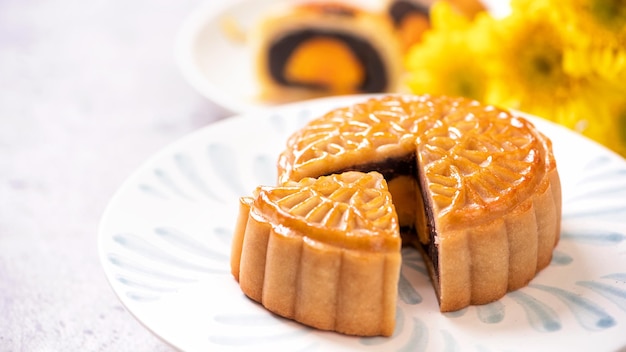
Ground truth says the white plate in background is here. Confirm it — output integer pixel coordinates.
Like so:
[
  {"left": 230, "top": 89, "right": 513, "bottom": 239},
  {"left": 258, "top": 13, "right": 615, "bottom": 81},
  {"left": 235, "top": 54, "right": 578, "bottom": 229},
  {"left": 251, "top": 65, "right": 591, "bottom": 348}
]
[{"left": 175, "top": 0, "right": 282, "bottom": 114}]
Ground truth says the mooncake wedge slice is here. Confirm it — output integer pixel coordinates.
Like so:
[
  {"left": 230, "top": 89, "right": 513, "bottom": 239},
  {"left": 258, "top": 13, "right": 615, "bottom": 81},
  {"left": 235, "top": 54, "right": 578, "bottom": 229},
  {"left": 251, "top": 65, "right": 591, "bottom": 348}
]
[{"left": 231, "top": 171, "right": 401, "bottom": 337}]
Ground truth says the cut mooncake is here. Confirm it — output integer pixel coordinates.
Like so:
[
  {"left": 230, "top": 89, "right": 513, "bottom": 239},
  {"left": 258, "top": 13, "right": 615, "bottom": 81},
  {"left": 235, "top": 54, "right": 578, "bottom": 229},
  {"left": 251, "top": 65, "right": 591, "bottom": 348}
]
[
  {"left": 277, "top": 94, "right": 561, "bottom": 312},
  {"left": 231, "top": 171, "right": 401, "bottom": 336},
  {"left": 250, "top": 1, "right": 402, "bottom": 103},
  {"left": 231, "top": 94, "right": 562, "bottom": 336}
]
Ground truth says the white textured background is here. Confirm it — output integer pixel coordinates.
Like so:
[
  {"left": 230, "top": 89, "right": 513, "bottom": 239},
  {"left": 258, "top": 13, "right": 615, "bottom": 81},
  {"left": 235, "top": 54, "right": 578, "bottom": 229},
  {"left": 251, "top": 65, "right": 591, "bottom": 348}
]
[{"left": 0, "top": 0, "right": 231, "bottom": 350}]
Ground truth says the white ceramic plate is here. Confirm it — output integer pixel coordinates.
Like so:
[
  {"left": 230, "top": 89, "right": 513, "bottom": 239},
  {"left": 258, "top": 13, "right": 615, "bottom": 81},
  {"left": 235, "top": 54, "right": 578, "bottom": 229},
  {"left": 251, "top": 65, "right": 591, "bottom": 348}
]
[
  {"left": 99, "top": 95, "right": 626, "bottom": 351},
  {"left": 175, "top": 0, "right": 511, "bottom": 114},
  {"left": 175, "top": 0, "right": 286, "bottom": 114}
]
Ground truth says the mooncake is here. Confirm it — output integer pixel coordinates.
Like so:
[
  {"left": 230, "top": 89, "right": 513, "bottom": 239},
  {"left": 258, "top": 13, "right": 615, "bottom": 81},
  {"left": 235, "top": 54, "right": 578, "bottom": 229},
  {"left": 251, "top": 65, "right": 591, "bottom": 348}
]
[
  {"left": 277, "top": 94, "right": 561, "bottom": 312},
  {"left": 231, "top": 171, "right": 401, "bottom": 336},
  {"left": 232, "top": 94, "right": 562, "bottom": 336},
  {"left": 250, "top": 2, "right": 402, "bottom": 103}
]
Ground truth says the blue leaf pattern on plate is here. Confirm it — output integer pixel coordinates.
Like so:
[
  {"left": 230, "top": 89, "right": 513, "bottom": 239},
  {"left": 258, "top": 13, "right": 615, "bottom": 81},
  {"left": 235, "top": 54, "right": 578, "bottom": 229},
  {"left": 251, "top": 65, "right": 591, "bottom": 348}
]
[
  {"left": 550, "top": 250, "right": 573, "bottom": 266},
  {"left": 603, "top": 273, "right": 626, "bottom": 283},
  {"left": 116, "top": 275, "right": 179, "bottom": 293},
  {"left": 440, "top": 330, "right": 460, "bottom": 352},
  {"left": 531, "top": 284, "right": 615, "bottom": 330},
  {"left": 138, "top": 183, "right": 170, "bottom": 200},
  {"left": 563, "top": 156, "right": 626, "bottom": 219},
  {"left": 214, "top": 313, "right": 288, "bottom": 326},
  {"left": 508, "top": 291, "right": 561, "bottom": 332},
  {"left": 107, "top": 253, "right": 195, "bottom": 283},
  {"left": 561, "top": 230, "right": 625, "bottom": 245},
  {"left": 126, "top": 292, "right": 160, "bottom": 302},
  {"left": 174, "top": 152, "right": 224, "bottom": 202},
  {"left": 207, "top": 143, "right": 248, "bottom": 196},
  {"left": 577, "top": 277, "right": 626, "bottom": 312},
  {"left": 401, "top": 248, "right": 429, "bottom": 276},
  {"left": 154, "top": 227, "right": 229, "bottom": 262},
  {"left": 476, "top": 300, "right": 505, "bottom": 324},
  {"left": 398, "top": 270, "right": 422, "bottom": 305},
  {"left": 113, "top": 233, "right": 212, "bottom": 273},
  {"left": 153, "top": 168, "right": 193, "bottom": 200},
  {"left": 110, "top": 229, "right": 229, "bottom": 301}
]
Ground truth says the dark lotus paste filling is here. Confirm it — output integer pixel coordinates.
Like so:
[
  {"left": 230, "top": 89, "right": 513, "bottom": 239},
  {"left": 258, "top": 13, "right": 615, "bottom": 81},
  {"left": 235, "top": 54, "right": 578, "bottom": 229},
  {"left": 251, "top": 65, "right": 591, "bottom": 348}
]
[
  {"left": 329, "top": 152, "right": 439, "bottom": 279},
  {"left": 333, "top": 153, "right": 416, "bottom": 180},
  {"left": 268, "top": 29, "right": 388, "bottom": 93},
  {"left": 419, "top": 171, "right": 439, "bottom": 277},
  {"left": 388, "top": 0, "right": 430, "bottom": 26}
]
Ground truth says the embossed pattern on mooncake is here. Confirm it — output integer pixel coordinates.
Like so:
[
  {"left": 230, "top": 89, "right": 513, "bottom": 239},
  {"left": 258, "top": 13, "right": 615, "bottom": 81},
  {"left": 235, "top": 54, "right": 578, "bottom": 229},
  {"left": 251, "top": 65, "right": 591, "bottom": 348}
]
[
  {"left": 278, "top": 95, "right": 446, "bottom": 183},
  {"left": 416, "top": 101, "right": 551, "bottom": 229},
  {"left": 256, "top": 171, "right": 400, "bottom": 251},
  {"left": 279, "top": 94, "right": 555, "bottom": 230}
]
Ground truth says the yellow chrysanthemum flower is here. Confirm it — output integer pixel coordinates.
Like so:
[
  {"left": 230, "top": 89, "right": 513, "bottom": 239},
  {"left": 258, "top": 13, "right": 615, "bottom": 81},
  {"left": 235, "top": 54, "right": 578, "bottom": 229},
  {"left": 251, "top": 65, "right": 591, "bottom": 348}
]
[
  {"left": 553, "top": 0, "right": 626, "bottom": 88},
  {"left": 486, "top": 3, "right": 611, "bottom": 127},
  {"left": 558, "top": 0, "right": 626, "bottom": 43},
  {"left": 403, "top": 0, "right": 626, "bottom": 158},
  {"left": 485, "top": 0, "right": 626, "bottom": 158},
  {"left": 404, "top": 2, "right": 495, "bottom": 101},
  {"left": 485, "top": 8, "right": 562, "bottom": 105},
  {"left": 509, "top": 0, "right": 553, "bottom": 14}
]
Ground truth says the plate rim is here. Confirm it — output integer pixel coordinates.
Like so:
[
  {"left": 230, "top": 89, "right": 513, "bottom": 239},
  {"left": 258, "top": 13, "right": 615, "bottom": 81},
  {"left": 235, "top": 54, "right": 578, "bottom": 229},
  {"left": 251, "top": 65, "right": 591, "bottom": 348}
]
[{"left": 174, "top": 0, "right": 281, "bottom": 114}]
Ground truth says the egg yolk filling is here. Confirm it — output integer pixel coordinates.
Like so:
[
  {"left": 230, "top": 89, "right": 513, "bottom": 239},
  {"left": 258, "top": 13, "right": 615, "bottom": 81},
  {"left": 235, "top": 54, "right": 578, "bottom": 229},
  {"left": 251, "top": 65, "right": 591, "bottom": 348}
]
[
  {"left": 284, "top": 37, "right": 365, "bottom": 94},
  {"left": 268, "top": 30, "right": 388, "bottom": 93}
]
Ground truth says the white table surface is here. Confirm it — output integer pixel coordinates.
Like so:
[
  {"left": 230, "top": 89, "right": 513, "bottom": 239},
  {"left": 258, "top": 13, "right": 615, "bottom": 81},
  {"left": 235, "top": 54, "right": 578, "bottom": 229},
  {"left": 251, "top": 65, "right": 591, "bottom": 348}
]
[{"left": 0, "top": 0, "right": 231, "bottom": 350}]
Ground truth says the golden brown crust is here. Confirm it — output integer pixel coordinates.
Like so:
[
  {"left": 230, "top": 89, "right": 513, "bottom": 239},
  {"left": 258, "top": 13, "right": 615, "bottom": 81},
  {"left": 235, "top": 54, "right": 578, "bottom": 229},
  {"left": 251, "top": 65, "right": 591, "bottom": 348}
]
[
  {"left": 230, "top": 197, "right": 252, "bottom": 281},
  {"left": 232, "top": 172, "right": 401, "bottom": 336},
  {"left": 258, "top": 172, "right": 401, "bottom": 251}
]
